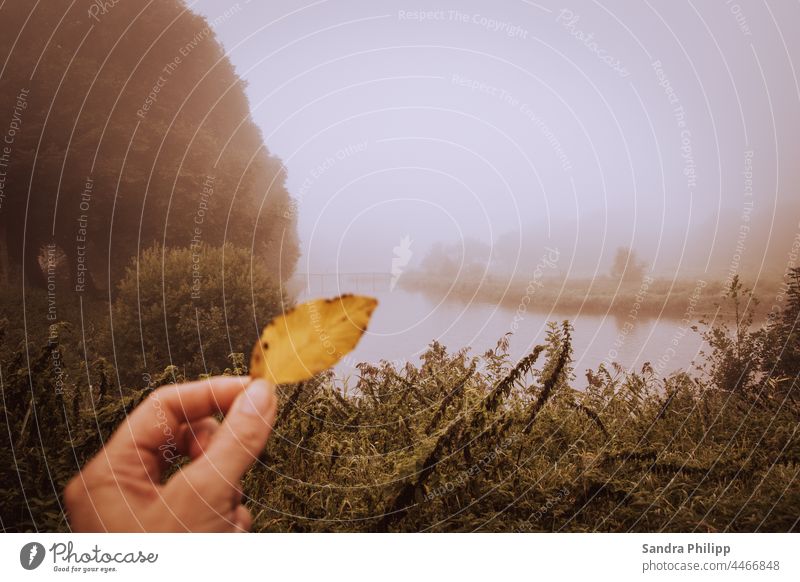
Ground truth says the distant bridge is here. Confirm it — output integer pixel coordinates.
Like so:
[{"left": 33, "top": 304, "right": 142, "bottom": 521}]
[{"left": 294, "top": 272, "right": 394, "bottom": 294}]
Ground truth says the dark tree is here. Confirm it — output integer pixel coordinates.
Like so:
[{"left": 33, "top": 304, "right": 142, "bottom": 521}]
[{"left": 0, "top": 0, "right": 298, "bottom": 293}]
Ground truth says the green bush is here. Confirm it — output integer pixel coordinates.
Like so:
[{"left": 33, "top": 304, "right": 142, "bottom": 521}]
[
  {"left": 700, "top": 270, "right": 800, "bottom": 397},
  {"left": 700, "top": 275, "right": 761, "bottom": 392},
  {"left": 759, "top": 267, "right": 800, "bottom": 388},
  {"left": 110, "top": 244, "right": 287, "bottom": 385}
]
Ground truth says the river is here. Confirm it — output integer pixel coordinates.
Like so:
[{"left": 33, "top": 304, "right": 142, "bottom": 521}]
[{"left": 297, "top": 279, "right": 705, "bottom": 386}]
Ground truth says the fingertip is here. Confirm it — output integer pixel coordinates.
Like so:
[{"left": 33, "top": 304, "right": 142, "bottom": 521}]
[
  {"left": 238, "top": 379, "right": 275, "bottom": 417},
  {"left": 213, "top": 374, "right": 250, "bottom": 390},
  {"left": 249, "top": 377, "right": 276, "bottom": 395}
]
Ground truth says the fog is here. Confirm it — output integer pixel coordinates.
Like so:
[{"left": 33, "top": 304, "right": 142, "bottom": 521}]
[{"left": 193, "top": 0, "right": 800, "bottom": 281}]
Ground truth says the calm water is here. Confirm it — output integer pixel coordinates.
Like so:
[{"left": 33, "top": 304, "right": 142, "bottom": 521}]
[{"left": 298, "top": 278, "right": 705, "bottom": 385}]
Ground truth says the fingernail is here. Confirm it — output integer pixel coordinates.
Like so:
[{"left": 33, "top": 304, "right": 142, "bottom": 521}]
[{"left": 239, "top": 380, "right": 273, "bottom": 416}]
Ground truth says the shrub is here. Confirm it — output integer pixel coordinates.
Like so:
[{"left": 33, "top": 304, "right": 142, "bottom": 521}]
[
  {"left": 1, "top": 317, "right": 797, "bottom": 532},
  {"left": 759, "top": 267, "right": 800, "bottom": 390},
  {"left": 700, "top": 275, "right": 761, "bottom": 392},
  {"left": 0, "top": 326, "right": 175, "bottom": 531},
  {"left": 110, "top": 244, "right": 287, "bottom": 385}
]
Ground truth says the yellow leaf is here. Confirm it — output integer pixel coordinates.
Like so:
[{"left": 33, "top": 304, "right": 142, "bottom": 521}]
[{"left": 249, "top": 294, "right": 378, "bottom": 384}]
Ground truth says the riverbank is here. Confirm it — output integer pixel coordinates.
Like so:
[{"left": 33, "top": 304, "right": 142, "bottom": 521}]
[{"left": 399, "top": 272, "right": 784, "bottom": 320}]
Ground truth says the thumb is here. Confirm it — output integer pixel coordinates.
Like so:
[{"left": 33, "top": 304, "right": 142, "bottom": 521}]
[{"left": 191, "top": 379, "right": 277, "bottom": 488}]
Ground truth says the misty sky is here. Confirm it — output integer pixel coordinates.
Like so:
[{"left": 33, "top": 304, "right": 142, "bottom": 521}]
[{"left": 192, "top": 0, "right": 800, "bottom": 279}]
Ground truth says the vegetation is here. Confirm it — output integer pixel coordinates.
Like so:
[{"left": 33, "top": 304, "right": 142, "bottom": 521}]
[
  {"left": 111, "top": 244, "right": 286, "bottom": 386},
  {"left": 761, "top": 268, "right": 800, "bottom": 383},
  {"left": 400, "top": 269, "right": 790, "bottom": 319},
  {"left": 0, "top": 0, "right": 796, "bottom": 535},
  {"left": 0, "top": 0, "right": 299, "bottom": 291},
  {"left": 2, "top": 271, "right": 798, "bottom": 532},
  {"left": 402, "top": 240, "right": 789, "bottom": 318}
]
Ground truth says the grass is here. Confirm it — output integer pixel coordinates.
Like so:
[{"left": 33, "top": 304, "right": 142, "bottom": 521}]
[{"left": 1, "top": 275, "right": 798, "bottom": 532}]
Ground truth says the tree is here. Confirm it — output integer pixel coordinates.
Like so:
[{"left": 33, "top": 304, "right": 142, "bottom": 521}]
[
  {"left": 0, "top": 0, "right": 298, "bottom": 293},
  {"left": 610, "top": 247, "right": 647, "bottom": 283}
]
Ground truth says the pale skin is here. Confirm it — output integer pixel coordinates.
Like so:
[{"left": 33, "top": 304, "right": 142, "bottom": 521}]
[{"left": 64, "top": 376, "right": 277, "bottom": 532}]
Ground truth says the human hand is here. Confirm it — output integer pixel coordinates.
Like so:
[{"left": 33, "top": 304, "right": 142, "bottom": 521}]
[{"left": 64, "top": 376, "right": 277, "bottom": 532}]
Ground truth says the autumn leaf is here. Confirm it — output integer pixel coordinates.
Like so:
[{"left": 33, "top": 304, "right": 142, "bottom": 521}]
[{"left": 249, "top": 294, "right": 378, "bottom": 384}]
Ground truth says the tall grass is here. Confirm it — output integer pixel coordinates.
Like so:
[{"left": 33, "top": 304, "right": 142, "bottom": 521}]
[{"left": 1, "top": 277, "right": 798, "bottom": 532}]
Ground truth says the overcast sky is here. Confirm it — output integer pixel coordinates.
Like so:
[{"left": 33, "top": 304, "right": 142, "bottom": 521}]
[{"left": 192, "top": 0, "right": 800, "bottom": 278}]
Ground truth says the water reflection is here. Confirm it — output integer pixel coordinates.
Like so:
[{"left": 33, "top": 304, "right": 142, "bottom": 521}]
[{"left": 295, "top": 275, "right": 705, "bottom": 385}]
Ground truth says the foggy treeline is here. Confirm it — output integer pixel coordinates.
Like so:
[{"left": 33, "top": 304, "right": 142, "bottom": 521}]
[
  {"left": 409, "top": 208, "right": 800, "bottom": 286},
  {"left": 0, "top": 0, "right": 299, "bottom": 292}
]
